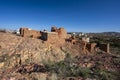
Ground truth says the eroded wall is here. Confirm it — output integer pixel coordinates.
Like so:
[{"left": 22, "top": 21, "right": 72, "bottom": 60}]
[
  {"left": 51, "top": 27, "right": 67, "bottom": 39},
  {"left": 19, "top": 28, "right": 41, "bottom": 38},
  {"left": 86, "top": 43, "right": 97, "bottom": 53},
  {"left": 99, "top": 43, "right": 110, "bottom": 53},
  {"left": 41, "top": 32, "right": 59, "bottom": 42}
]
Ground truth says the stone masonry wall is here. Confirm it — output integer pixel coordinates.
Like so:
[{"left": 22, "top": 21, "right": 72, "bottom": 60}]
[
  {"left": 99, "top": 43, "right": 110, "bottom": 53},
  {"left": 19, "top": 28, "right": 41, "bottom": 38},
  {"left": 19, "top": 27, "right": 67, "bottom": 45},
  {"left": 41, "top": 32, "right": 59, "bottom": 42},
  {"left": 86, "top": 43, "right": 97, "bottom": 53},
  {"left": 51, "top": 27, "right": 67, "bottom": 39}
]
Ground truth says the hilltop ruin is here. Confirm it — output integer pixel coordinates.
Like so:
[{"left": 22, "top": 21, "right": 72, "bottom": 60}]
[{"left": 19, "top": 27, "right": 110, "bottom": 54}]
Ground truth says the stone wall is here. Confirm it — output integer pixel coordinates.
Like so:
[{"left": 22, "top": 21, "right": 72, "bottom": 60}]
[
  {"left": 19, "top": 28, "right": 41, "bottom": 38},
  {"left": 41, "top": 32, "right": 59, "bottom": 43},
  {"left": 19, "top": 27, "right": 67, "bottom": 45},
  {"left": 20, "top": 27, "right": 67, "bottom": 40},
  {"left": 86, "top": 43, "right": 110, "bottom": 53},
  {"left": 65, "top": 36, "right": 76, "bottom": 44},
  {"left": 86, "top": 43, "right": 97, "bottom": 53},
  {"left": 51, "top": 27, "right": 67, "bottom": 39},
  {"left": 99, "top": 43, "right": 110, "bottom": 53}
]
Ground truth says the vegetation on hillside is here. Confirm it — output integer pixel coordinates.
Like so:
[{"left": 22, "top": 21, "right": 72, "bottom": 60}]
[
  {"left": 43, "top": 53, "right": 119, "bottom": 80},
  {"left": 0, "top": 32, "right": 120, "bottom": 80}
]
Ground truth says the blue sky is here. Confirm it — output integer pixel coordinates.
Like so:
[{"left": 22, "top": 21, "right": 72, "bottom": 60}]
[{"left": 0, "top": 0, "right": 120, "bottom": 32}]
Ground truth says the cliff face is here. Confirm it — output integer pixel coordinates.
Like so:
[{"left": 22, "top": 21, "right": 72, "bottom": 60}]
[{"left": 0, "top": 32, "right": 66, "bottom": 69}]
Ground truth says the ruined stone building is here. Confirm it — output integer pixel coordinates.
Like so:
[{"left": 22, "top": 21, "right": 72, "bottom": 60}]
[
  {"left": 19, "top": 27, "right": 110, "bottom": 53},
  {"left": 99, "top": 43, "right": 110, "bottom": 53},
  {"left": 86, "top": 43, "right": 97, "bottom": 53},
  {"left": 40, "top": 27, "right": 67, "bottom": 44},
  {"left": 19, "top": 28, "right": 41, "bottom": 38},
  {"left": 19, "top": 27, "right": 67, "bottom": 43},
  {"left": 85, "top": 43, "right": 110, "bottom": 53},
  {"left": 51, "top": 27, "right": 67, "bottom": 39},
  {"left": 41, "top": 32, "right": 59, "bottom": 42}
]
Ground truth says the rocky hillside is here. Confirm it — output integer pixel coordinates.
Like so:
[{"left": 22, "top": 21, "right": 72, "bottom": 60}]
[
  {"left": 0, "top": 32, "right": 66, "bottom": 70},
  {"left": 0, "top": 32, "right": 120, "bottom": 80},
  {"left": 0, "top": 31, "right": 83, "bottom": 80}
]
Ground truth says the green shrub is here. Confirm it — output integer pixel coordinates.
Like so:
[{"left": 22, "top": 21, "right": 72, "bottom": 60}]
[
  {"left": 44, "top": 53, "right": 92, "bottom": 78},
  {"left": 44, "top": 53, "right": 118, "bottom": 79}
]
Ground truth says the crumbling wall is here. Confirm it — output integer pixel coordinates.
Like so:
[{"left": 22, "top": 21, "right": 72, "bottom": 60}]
[
  {"left": 65, "top": 36, "right": 76, "bottom": 44},
  {"left": 41, "top": 32, "right": 59, "bottom": 43},
  {"left": 41, "top": 32, "right": 48, "bottom": 41},
  {"left": 19, "top": 28, "right": 41, "bottom": 38},
  {"left": 86, "top": 43, "right": 97, "bottom": 53},
  {"left": 51, "top": 27, "right": 67, "bottom": 39},
  {"left": 99, "top": 43, "right": 110, "bottom": 53},
  {"left": 58, "top": 28, "right": 67, "bottom": 39},
  {"left": 19, "top": 27, "right": 67, "bottom": 45}
]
